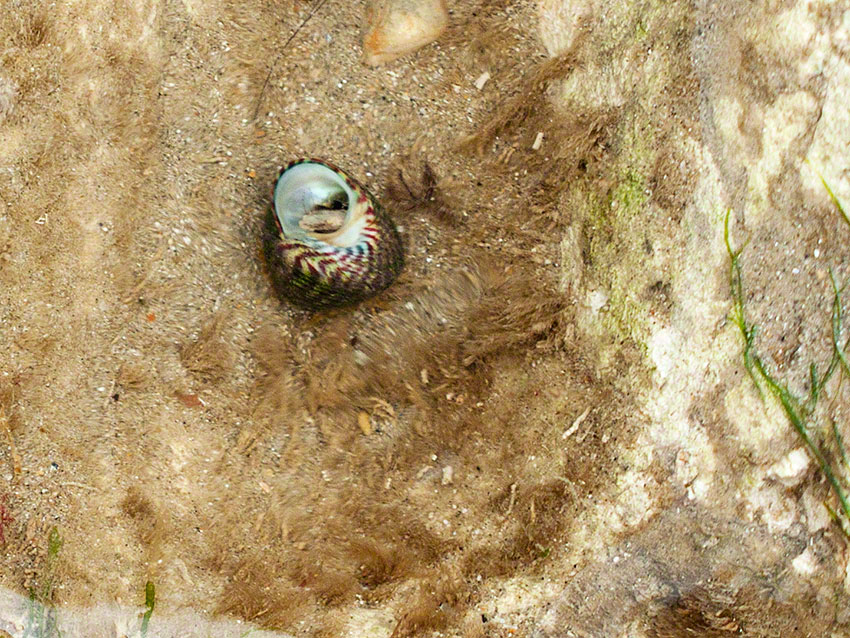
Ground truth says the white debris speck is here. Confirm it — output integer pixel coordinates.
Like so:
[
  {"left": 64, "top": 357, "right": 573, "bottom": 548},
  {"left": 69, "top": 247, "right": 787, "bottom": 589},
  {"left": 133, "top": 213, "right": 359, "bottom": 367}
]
[
  {"left": 587, "top": 289, "right": 608, "bottom": 313},
  {"left": 791, "top": 547, "right": 818, "bottom": 576},
  {"left": 532, "top": 132, "right": 544, "bottom": 150},
  {"left": 441, "top": 466, "right": 453, "bottom": 485},
  {"left": 563, "top": 406, "right": 590, "bottom": 439},
  {"left": 648, "top": 327, "right": 680, "bottom": 380},
  {"left": 474, "top": 71, "right": 491, "bottom": 90}
]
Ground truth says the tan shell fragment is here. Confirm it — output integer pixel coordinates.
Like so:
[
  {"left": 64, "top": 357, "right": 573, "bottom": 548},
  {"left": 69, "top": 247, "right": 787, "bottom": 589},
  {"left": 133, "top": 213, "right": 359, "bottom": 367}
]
[{"left": 362, "top": 0, "right": 449, "bottom": 66}]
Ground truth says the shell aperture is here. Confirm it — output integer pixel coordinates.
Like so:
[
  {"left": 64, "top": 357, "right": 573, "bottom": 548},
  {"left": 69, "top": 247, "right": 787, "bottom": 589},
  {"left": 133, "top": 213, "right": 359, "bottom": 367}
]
[{"left": 264, "top": 159, "right": 405, "bottom": 309}]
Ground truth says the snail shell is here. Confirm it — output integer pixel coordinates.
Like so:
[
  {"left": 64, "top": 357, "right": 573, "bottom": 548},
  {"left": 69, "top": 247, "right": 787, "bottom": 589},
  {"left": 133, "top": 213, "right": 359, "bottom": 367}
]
[{"left": 263, "top": 159, "right": 405, "bottom": 309}]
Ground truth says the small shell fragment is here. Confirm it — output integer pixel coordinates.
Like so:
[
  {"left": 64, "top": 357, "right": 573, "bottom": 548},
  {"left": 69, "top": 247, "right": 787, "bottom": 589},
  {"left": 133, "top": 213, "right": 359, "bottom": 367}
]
[
  {"left": 474, "top": 71, "right": 491, "bottom": 90},
  {"left": 441, "top": 465, "right": 453, "bottom": 485},
  {"left": 532, "top": 131, "right": 544, "bottom": 150},
  {"left": 362, "top": 0, "right": 449, "bottom": 66}
]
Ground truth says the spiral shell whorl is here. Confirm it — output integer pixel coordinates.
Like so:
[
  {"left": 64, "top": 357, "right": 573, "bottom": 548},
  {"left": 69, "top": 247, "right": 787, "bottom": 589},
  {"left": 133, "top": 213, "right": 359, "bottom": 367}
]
[{"left": 263, "top": 159, "right": 404, "bottom": 309}]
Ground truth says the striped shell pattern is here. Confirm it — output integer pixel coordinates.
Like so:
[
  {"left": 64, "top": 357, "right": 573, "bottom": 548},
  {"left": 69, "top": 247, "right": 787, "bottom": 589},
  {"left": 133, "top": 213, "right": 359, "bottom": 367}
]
[{"left": 263, "top": 159, "right": 405, "bottom": 309}]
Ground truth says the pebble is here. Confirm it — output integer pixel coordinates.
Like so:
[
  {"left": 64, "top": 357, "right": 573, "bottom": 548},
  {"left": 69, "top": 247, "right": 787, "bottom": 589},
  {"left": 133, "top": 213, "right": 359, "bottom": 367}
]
[
  {"left": 362, "top": 0, "right": 449, "bottom": 66},
  {"left": 358, "top": 411, "right": 373, "bottom": 435}
]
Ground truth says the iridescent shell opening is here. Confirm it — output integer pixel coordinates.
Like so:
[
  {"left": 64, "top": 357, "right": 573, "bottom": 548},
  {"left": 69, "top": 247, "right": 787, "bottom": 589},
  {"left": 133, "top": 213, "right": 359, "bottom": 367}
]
[{"left": 274, "top": 161, "right": 360, "bottom": 245}]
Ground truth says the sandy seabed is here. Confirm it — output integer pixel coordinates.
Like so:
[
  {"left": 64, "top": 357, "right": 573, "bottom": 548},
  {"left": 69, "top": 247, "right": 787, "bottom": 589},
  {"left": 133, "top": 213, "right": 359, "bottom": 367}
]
[{"left": 2, "top": 0, "right": 850, "bottom": 637}]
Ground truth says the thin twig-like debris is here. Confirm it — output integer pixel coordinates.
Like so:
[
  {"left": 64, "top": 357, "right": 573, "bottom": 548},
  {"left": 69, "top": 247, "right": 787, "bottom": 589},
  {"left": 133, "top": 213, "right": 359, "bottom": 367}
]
[{"left": 252, "top": 0, "right": 330, "bottom": 121}]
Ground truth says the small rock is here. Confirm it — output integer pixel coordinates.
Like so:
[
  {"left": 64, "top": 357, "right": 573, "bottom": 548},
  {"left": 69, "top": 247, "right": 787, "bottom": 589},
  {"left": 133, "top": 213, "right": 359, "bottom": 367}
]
[
  {"left": 768, "top": 447, "right": 809, "bottom": 487},
  {"left": 358, "top": 411, "right": 373, "bottom": 435},
  {"left": 353, "top": 349, "right": 370, "bottom": 366},
  {"left": 362, "top": 0, "right": 449, "bottom": 66},
  {"left": 175, "top": 392, "right": 204, "bottom": 408}
]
